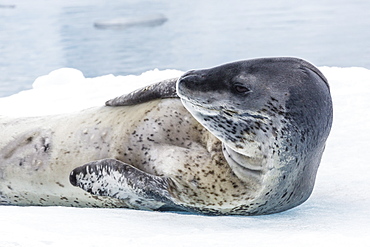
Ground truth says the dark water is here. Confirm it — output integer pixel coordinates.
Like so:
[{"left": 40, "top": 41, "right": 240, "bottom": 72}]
[{"left": 1, "top": 0, "right": 369, "bottom": 97}]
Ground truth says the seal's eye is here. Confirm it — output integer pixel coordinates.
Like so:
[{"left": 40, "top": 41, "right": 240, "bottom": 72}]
[{"left": 234, "top": 85, "right": 250, "bottom": 94}]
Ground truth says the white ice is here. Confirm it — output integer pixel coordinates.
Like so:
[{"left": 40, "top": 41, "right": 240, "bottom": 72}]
[{"left": 0, "top": 66, "right": 369, "bottom": 246}]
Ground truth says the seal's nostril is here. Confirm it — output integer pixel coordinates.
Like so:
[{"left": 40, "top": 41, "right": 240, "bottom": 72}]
[
  {"left": 180, "top": 72, "right": 202, "bottom": 82},
  {"left": 181, "top": 69, "right": 196, "bottom": 77},
  {"left": 178, "top": 69, "right": 210, "bottom": 88},
  {"left": 182, "top": 75, "right": 201, "bottom": 84},
  {"left": 178, "top": 73, "right": 203, "bottom": 92}
]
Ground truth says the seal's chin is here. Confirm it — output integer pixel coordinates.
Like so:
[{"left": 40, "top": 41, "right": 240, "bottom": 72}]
[{"left": 222, "top": 145, "right": 265, "bottom": 182}]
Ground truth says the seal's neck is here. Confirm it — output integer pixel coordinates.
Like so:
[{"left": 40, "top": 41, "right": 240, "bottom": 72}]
[{"left": 222, "top": 144, "right": 267, "bottom": 184}]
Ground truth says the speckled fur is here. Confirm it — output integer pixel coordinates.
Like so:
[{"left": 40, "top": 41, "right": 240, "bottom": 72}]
[
  {"left": 0, "top": 100, "right": 257, "bottom": 213},
  {"left": 0, "top": 57, "right": 333, "bottom": 215},
  {"left": 176, "top": 57, "right": 332, "bottom": 215}
]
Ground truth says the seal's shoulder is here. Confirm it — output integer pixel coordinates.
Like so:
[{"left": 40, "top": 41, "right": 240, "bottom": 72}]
[{"left": 106, "top": 78, "right": 179, "bottom": 106}]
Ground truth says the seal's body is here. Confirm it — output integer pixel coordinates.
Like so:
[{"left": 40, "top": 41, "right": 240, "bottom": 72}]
[
  {"left": 0, "top": 58, "right": 332, "bottom": 215},
  {"left": 0, "top": 100, "right": 248, "bottom": 212}
]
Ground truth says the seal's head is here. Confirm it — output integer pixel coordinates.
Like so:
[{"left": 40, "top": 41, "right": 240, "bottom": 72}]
[{"left": 177, "top": 57, "right": 333, "bottom": 214}]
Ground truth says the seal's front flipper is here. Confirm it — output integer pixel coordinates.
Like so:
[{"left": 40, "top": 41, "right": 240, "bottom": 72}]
[
  {"left": 105, "top": 77, "right": 179, "bottom": 106},
  {"left": 69, "top": 158, "right": 178, "bottom": 210}
]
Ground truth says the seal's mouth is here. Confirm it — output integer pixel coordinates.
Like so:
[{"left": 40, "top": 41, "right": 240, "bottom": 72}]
[
  {"left": 180, "top": 98, "right": 220, "bottom": 116},
  {"left": 181, "top": 97, "right": 270, "bottom": 122}
]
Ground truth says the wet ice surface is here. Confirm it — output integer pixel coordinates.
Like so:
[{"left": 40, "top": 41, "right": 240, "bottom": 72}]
[
  {"left": 1, "top": 0, "right": 370, "bottom": 96},
  {"left": 0, "top": 66, "right": 369, "bottom": 246}
]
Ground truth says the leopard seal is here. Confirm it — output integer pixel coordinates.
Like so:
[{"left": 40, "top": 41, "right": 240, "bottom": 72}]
[{"left": 0, "top": 57, "right": 332, "bottom": 215}]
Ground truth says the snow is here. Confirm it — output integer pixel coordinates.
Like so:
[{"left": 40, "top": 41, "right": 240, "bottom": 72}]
[
  {"left": 0, "top": 66, "right": 370, "bottom": 246},
  {"left": 0, "top": 68, "right": 183, "bottom": 117}
]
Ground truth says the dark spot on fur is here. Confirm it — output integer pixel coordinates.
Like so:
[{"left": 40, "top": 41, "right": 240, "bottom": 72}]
[{"left": 56, "top": 182, "right": 65, "bottom": 188}]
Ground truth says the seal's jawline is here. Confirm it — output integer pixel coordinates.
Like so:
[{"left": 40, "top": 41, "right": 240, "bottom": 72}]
[
  {"left": 180, "top": 98, "right": 217, "bottom": 111},
  {"left": 180, "top": 98, "right": 219, "bottom": 117},
  {"left": 180, "top": 98, "right": 269, "bottom": 121},
  {"left": 223, "top": 145, "right": 264, "bottom": 176}
]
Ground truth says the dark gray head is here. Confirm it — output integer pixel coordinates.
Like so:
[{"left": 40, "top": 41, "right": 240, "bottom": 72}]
[{"left": 177, "top": 57, "right": 333, "bottom": 214}]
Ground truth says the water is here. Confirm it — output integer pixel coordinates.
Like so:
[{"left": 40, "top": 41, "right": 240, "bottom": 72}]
[{"left": 1, "top": 0, "right": 369, "bottom": 97}]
